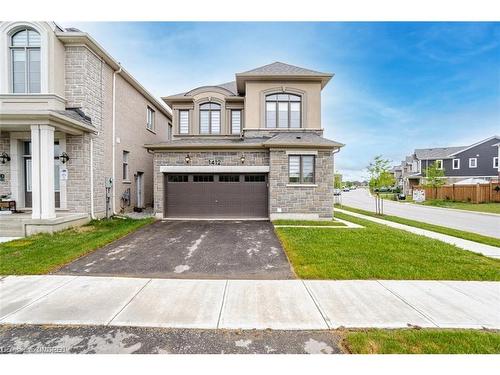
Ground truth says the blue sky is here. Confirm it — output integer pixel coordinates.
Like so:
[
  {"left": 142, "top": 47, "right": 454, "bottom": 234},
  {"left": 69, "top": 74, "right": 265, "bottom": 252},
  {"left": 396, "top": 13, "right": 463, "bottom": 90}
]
[{"left": 62, "top": 22, "right": 500, "bottom": 181}]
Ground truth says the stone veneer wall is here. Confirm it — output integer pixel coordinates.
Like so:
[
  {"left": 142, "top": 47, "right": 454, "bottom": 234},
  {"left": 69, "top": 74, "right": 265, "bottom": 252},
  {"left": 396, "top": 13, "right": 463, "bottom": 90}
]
[
  {"left": 0, "top": 134, "right": 10, "bottom": 196},
  {"left": 64, "top": 45, "right": 106, "bottom": 216},
  {"left": 269, "top": 149, "right": 333, "bottom": 219},
  {"left": 153, "top": 151, "right": 269, "bottom": 215}
]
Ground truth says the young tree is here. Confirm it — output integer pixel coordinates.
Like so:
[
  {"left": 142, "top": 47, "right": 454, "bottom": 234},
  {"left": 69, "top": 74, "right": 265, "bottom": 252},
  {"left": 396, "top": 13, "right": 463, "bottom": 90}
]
[
  {"left": 367, "top": 155, "right": 395, "bottom": 190},
  {"left": 423, "top": 162, "right": 445, "bottom": 188},
  {"left": 333, "top": 173, "right": 342, "bottom": 189}
]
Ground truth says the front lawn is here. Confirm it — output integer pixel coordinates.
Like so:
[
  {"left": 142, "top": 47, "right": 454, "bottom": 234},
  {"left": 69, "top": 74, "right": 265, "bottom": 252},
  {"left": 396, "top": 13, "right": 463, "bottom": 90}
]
[
  {"left": 273, "top": 220, "right": 345, "bottom": 226},
  {"left": 275, "top": 212, "right": 500, "bottom": 280},
  {"left": 344, "top": 329, "right": 500, "bottom": 354},
  {"left": 417, "top": 199, "right": 500, "bottom": 214},
  {"left": 337, "top": 204, "right": 500, "bottom": 248},
  {"left": 0, "top": 217, "right": 154, "bottom": 275}
]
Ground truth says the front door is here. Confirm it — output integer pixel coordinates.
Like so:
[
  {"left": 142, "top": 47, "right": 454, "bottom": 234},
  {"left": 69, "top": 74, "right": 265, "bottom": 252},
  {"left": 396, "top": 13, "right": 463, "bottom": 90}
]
[
  {"left": 136, "top": 172, "right": 144, "bottom": 208},
  {"left": 23, "top": 141, "right": 60, "bottom": 209}
]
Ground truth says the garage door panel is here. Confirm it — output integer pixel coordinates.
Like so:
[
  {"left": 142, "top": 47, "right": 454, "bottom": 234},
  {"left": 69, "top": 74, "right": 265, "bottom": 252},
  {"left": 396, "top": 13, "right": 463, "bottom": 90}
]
[{"left": 165, "top": 174, "right": 268, "bottom": 219}]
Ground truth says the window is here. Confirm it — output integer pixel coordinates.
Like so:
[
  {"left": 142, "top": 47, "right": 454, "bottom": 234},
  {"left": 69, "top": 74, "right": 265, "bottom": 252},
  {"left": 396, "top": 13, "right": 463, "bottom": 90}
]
[
  {"left": 435, "top": 160, "right": 443, "bottom": 170},
  {"left": 288, "top": 155, "right": 315, "bottom": 184},
  {"left": 469, "top": 158, "right": 477, "bottom": 168},
  {"left": 167, "top": 123, "right": 172, "bottom": 140},
  {"left": 245, "top": 175, "right": 266, "bottom": 182},
  {"left": 179, "top": 110, "right": 189, "bottom": 134},
  {"left": 10, "top": 28, "right": 41, "bottom": 93},
  {"left": 493, "top": 157, "right": 498, "bottom": 169},
  {"left": 199, "top": 102, "right": 221, "bottom": 134},
  {"left": 231, "top": 110, "right": 241, "bottom": 134},
  {"left": 219, "top": 175, "right": 240, "bottom": 182},
  {"left": 452, "top": 158, "right": 460, "bottom": 170},
  {"left": 122, "top": 151, "right": 129, "bottom": 180},
  {"left": 168, "top": 175, "right": 188, "bottom": 182},
  {"left": 193, "top": 175, "right": 214, "bottom": 182},
  {"left": 266, "top": 94, "right": 301, "bottom": 128},
  {"left": 146, "top": 107, "right": 155, "bottom": 131}
]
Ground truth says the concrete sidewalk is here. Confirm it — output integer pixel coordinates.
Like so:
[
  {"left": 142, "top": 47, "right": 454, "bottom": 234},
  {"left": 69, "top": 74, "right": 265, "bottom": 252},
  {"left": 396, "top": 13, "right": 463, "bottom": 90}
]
[
  {"left": 1, "top": 276, "right": 499, "bottom": 330},
  {"left": 335, "top": 208, "right": 500, "bottom": 259}
]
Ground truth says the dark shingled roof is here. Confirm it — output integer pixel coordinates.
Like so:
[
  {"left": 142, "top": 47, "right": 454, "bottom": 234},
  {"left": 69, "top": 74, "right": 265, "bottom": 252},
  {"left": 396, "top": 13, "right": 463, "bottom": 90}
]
[
  {"left": 237, "top": 62, "right": 331, "bottom": 77},
  {"left": 263, "top": 132, "right": 344, "bottom": 148},
  {"left": 55, "top": 108, "right": 93, "bottom": 126},
  {"left": 414, "top": 146, "right": 467, "bottom": 160}
]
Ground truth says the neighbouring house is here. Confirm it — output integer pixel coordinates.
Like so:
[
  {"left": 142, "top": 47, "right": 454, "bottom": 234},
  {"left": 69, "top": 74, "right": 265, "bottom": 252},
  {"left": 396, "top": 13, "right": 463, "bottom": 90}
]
[
  {"left": 146, "top": 62, "right": 344, "bottom": 220},
  {"left": 0, "top": 21, "right": 172, "bottom": 237},
  {"left": 393, "top": 135, "right": 500, "bottom": 194}
]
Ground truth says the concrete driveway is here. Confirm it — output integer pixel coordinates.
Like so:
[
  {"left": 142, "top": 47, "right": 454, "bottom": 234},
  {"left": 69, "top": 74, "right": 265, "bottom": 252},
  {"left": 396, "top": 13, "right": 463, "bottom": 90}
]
[
  {"left": 341, "top": 189, "right": 500, "bottom": 238},
  {"left": 57, "top": 221, "right": 294, "bottom": 279}
]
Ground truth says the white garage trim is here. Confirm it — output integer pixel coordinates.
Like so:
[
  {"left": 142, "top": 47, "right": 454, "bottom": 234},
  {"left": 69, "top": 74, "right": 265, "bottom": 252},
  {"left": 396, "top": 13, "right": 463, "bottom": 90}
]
[{"left": 160, "top": 166, "right": 270, "bottom": 173}]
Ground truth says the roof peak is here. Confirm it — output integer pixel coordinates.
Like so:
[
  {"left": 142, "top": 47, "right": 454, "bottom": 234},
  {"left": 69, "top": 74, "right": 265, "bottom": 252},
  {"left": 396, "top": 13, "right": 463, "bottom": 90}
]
[{"left": 238, "top": 61, "right": 331, "bottom": 77}]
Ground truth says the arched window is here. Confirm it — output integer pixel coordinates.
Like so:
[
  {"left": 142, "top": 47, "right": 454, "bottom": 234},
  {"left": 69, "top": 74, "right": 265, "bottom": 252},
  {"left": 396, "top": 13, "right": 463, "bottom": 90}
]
[
  {"left": 265, "top": 93, "right": 301, "bottom": 128},
  {"left": 10, "top": 28, "right": 41, "bottom": 93},
  {"left": 199, "top": 102, "right": 221, "bottom": 134}
]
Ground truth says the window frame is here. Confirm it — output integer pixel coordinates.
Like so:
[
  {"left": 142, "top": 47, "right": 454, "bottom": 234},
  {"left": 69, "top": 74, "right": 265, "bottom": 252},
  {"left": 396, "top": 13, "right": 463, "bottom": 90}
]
[
  {"left": 493, "top": 157, "right": 498, "bottom": 169},
  {"left": 265, "top": 93, "right": 302, "bottom": 129},
  {"left": 10, "top": 27, "right": 41, "bottom": 94},
  {"left": 469, "top": 158, "right": 477, "bottom": 168},
  {"left": 179, "top": 110, "right": 189, "bottom": 134},
  {"left": 288, "top": 155, "right": 315, "bottom": 184},
  {"left": 452, "top": 158, "right": 460, "bottom": 170},
  {"left": 122, "top": 151, "right": 130, "bottom": 181},
  {"left": 199, "top": 102, "right": 221, "bottom": 135},
  {"left": 435, "top": 159, "right": 443, "bottom": 170},
  {"left": 231, "top": 109, "right": 242, "bottom": 135},
  {"left": 146, "top": 106, "right": 155, "bottom": 131}
]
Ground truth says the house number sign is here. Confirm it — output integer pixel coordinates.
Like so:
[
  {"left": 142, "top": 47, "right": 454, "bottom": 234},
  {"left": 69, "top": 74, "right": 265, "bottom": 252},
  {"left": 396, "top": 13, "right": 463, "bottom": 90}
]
[{"left": 208, "top": 159, "right": 222, "bottom": 165}]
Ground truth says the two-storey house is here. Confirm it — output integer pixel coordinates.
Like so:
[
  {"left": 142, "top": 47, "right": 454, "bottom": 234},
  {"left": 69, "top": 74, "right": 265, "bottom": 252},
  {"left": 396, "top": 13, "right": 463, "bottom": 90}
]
[
  {"left": 0, "top": 22, "right": 171, "bottom": 236},
  {"left": 147, "top": 62, "right": 343, "bottom": 220},
  {"left": 394, "top": 135, "right": 500, "bottom": 193}
]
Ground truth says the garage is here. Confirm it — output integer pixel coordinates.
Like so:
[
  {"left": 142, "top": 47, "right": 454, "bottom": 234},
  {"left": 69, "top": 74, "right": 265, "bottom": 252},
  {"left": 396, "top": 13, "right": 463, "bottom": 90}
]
[{"left": 164, "top": 173, "right": 268, "bottom": 219}]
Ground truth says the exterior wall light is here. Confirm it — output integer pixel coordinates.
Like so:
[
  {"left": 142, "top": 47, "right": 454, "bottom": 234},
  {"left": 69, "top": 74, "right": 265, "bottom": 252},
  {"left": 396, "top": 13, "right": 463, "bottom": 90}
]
[
  {"left": 240, "top": 155, "right": 246, "bottom": 164},
  {"left": 185, "top": 154, "right": 191, "bottom": 164},
  {"left": 0, "top": 152, "right": 11, "bottom": 164},
  {"left": 59, "top": 152, "right": 70, "bottom": 164}
]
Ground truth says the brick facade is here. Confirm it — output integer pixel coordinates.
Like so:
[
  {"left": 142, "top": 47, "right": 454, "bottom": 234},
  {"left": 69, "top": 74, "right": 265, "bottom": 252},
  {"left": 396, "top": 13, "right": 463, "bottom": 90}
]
[{"left": 153, "top": 148, "right": 334, "bottom": 219}]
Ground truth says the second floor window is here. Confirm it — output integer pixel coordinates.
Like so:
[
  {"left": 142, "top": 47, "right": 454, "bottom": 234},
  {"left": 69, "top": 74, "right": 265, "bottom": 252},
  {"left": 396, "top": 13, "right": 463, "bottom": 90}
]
[
  {"left": 266, "top": 93, "right": 301, "bottom": 128},
  {"left": 435, "top": 160, "right": 443, "bottom": 170},
  {"left": 200, "top": 102, "right": 221, "bottom": 134},
  {"left": 469, "top": 158, "right": 477, "bottom": 168},
  {"left": 10, "top": 28, "right": 41, "bottom": 94},
  {"left": 494, "top": 157, "right": 499, "bottom": 169},
  {"left": 452, "top": 158, "right": 460, "bottom": 169},
  {"left": 146, "top": 107, "right": 155, "bottom": 131},
  {"left": 231, "top": 110, "right": 241, "bottom": 134},
  {"left": 179, "top": 110, "right": 189, "bottom": 134},
  {"left": 123, "top": 151, "right": 129, "bottom": 180}
]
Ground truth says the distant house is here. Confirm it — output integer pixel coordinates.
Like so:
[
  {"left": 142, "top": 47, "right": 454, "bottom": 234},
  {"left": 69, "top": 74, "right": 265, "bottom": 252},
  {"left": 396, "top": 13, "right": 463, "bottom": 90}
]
[{"left": 393, "top": 136, "right": 500, "bottom": 194}]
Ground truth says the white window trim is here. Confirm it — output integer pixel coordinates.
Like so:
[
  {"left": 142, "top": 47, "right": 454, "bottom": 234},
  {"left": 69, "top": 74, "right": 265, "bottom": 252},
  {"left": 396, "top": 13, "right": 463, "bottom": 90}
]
[
  {"left": 452, "top": 158, "right": 460, "bottom": 170},
  {"left": 469, "top": 158, "right": 477, "bottom": 168},
  {"left": 122, "top": 151, "right": 130, "bottom": 181},
  {"left": 494, "top": 157, "right": 499, "bottom": 169},
  {"left": 146, "top": 106, "right": 155, "bottom": 132},
  {"left": 179, "top": 110, "right": 189, "bottom": 135},
  {"left": 231, "top": 109, "right": 242, "bottom": 135},
  {"left": 435, "top": 159, "right": 443, "bottom": 170}
]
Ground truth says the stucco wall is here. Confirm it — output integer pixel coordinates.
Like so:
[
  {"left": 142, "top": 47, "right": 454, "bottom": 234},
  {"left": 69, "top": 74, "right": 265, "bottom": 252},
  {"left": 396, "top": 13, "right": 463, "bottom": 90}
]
[
  {"left": 269, "top": 149, "right": 333, "bottom": 219},
  {"left": 244, "top": 81, "right": 323, "bottom": 130},
  {"left": 153, "top": 150, "right": 269, "bottom": 215}
]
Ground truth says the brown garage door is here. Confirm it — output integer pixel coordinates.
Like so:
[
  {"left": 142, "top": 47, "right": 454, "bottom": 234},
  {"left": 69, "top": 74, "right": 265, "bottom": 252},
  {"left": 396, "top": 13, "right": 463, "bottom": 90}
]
[{"left": 165, "top": 174, "right": 268, "bottom": 219}]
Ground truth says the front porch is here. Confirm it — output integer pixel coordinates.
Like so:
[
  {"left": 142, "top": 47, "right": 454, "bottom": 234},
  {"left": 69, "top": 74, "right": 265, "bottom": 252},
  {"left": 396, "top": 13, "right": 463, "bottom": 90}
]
[{"left": 0, "top": 211, "right": 89, "bottom": 237}]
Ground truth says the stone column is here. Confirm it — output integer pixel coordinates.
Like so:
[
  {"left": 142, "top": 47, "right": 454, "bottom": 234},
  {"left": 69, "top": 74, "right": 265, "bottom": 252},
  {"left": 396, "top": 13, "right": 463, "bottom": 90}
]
[{"left": 31, "top": 125, "right": 56, "bottom": 220}]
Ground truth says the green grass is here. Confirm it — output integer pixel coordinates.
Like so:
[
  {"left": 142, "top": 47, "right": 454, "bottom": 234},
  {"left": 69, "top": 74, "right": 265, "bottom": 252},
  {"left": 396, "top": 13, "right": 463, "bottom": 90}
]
[
  {"left": 417, "top": 199, "right": 500, "bottom": 214},
  {"left": 272, "top": 220, "right": 345, "bottom": 226},
  {"left": 344, "top": 329, "right": 500, "bottom": 354},
  {"left": 336, "top": 204, "right": 500, "bottom": 248},
  {"left": 0, "top": 217, "right": 154, "bottom": 275},
  {"left": 275, "top": 211, "right": 500, "bottom": 280}
]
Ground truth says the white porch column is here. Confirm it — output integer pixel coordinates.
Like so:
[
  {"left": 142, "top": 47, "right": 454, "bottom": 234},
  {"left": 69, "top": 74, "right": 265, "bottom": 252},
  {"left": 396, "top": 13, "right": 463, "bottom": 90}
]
[{"left": 31, "top": 125, "right": 56, "bottom": 219}]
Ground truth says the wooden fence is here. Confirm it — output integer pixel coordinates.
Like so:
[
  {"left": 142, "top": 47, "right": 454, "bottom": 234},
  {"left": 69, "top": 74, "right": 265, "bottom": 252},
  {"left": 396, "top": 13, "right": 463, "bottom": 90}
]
[{"left": 416, "top": 182, "right": 500, "bottom": 203}]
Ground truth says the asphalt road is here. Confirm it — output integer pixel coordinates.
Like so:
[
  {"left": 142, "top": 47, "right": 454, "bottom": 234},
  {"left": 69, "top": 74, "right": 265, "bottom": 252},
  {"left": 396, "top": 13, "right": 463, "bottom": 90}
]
[{"left": 339, "top": 189, "right": 500, "bottom": 239}]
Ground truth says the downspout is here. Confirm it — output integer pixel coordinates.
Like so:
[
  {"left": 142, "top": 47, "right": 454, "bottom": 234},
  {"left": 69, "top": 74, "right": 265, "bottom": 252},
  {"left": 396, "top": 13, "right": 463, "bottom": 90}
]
[
  {"left": 89, "top": 136, "right": 96, "bottom": 219},
  {"left": 112, "top": 64, "right": 122, "bottom": 215},
  {"left": 332, "top": 148, "right": 340, "bottom": 219}
]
